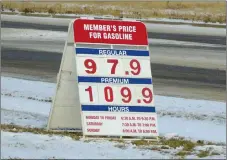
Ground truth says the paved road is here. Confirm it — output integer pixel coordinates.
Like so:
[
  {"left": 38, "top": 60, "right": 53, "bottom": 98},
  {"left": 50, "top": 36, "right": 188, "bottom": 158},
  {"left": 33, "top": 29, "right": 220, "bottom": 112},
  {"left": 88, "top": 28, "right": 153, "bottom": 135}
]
[
  {"left": 1, "top": 18, "right": 226, "bottom": 101},
  {"left": 2, "top": 47, "right": 225, "bottom": 84},
  {"left": 1, "top": 28, "right": 225, "bottom": 70},
  {"left": 2, "top": 21, "right": 226, "bottom": 45},
  {"left": 2, "top": 46, "right": 225, "bottom": 101}
]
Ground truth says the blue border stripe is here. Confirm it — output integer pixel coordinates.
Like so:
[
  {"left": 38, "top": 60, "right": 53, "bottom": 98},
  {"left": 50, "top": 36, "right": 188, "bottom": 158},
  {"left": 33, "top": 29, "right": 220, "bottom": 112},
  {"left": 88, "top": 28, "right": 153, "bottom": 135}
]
[
  {"left": 82, "top": 105, "right": 156, "bottom": 113},
  {"left": 76, "top": 48, "right": 149, "bottom": 57},
  {"left": 78, "top": 76, "right": 152, "bottom": 84}
]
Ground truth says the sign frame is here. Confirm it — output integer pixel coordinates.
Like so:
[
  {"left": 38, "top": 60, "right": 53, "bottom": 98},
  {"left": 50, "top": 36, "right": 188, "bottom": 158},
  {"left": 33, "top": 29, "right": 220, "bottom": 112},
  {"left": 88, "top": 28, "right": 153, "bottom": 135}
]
[{"left": 47, "top": 18, "right": 159, "bottom": 140}]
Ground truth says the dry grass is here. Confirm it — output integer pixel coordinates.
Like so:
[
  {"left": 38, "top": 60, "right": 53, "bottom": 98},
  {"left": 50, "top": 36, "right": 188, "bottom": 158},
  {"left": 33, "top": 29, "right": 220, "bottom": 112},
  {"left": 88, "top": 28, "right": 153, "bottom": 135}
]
[
  {"left": 1, "top": 1, "right": 226, "bottom": 23},
  {"left": 175, "top": 150, "right": 190, "bottom": 158},
  {"left": 197, "top": 149, "right": 211, "bottom": 158},
  {"left": 161, "top": 137, "right": 196, "bottom": 151},
  {"left": 1, "top": 124, "right": 82, "bottom": 140}
]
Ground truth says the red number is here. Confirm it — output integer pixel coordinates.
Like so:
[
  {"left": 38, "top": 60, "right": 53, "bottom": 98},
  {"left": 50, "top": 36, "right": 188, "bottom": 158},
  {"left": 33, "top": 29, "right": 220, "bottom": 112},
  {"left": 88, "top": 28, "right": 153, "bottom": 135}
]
[
  {"left": 107, "top": 59, "right": 118, "bottom": 74},
  {"left": 104, "top": 86, "right": 114, "bottom": 102},
  {"left": 84, "top": 59, "right": 96, "bottom": 74},
  {"left": 120, "top": 87, "right": 132, "bottom": 103},
  {"left": 142, "top": 88, "right": 153, "bottom": 103},
  {"left": 130, "top": 59, "right": 141, "bottom": 75},
  {"left": 85, "top": 86, "right": 93, "bottom": 102}
]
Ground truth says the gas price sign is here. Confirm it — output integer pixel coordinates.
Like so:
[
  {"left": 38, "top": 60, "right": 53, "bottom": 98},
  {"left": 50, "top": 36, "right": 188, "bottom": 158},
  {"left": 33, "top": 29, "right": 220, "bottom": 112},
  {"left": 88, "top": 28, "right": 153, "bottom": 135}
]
[{"left": 74, "top": 19, "right": 158, "bottom": 137}]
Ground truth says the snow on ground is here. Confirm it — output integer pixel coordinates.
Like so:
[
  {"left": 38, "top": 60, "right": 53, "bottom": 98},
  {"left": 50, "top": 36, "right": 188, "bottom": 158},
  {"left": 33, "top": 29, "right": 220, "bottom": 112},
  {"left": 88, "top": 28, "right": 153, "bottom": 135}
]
[
  {"left": 2, "top": 108, "right": 48, "bottom": 128},
  {"left": 1, "top": 76, "right": 226, "bottom": 143},
  {"left": 1, "top": 96, "right": 50, "bottom": 116},
  {"left": 1, "top": 76, "right": 55, "bottom": 101},
  {"left": 1, "top": 28, "right": 67, "bottom": 42},
  {"left": 1, "top": 131, "right": 226, "bottom": 159},
  {"left": 1, "top": 131, "right": 174, "bottom": 159},
  {"left": 159, "top": 117, "right": 225, "bottom": 143},
  {"left": 1, "top": 76, "right": 226, "bottom": 159}
]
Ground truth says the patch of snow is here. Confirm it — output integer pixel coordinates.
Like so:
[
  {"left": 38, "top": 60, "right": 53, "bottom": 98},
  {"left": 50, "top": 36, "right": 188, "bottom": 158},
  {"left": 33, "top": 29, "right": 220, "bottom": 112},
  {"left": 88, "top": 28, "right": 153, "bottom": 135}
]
[
  {"left": 2, "top": 96, "right": 224, "bottom": 143},
  {"left": 1, "top": 131, "right": 172, "bottom": 159},
  {"left": 1, "top": 28, "right": 67, "bottom": 41},
  {"left": 1, "top": 76, "right": 226, "bottom": 143},
  {"left": 1, "top": 95, "right": 51, "bottom": 116},
  {"left": 1, "top": 76, "right": 55, "bottom": 100},
  {"left": 159, "top": 116, "right": 226, "bottom": 143},
  {"left": 156, "top": 95, "right": 226, "bottom": 124},
  {"left": 164, "top": 133, "right": 179, "bottom": 139},
  {"left": 1, "top": 108, "right": 48, "bottom": 128},
  {"left": 2, "top": 76, "right": 225, "bottom": 123},
  {"left": 1, "top": 131, "right": 226, "bottom": 159}
]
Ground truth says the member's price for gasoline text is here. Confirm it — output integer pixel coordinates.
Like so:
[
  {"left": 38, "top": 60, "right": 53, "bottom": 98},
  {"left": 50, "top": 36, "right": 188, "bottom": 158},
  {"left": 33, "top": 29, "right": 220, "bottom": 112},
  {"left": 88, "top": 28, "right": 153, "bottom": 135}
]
[
  {"left": 76, "top": 57, "right": 151, "bottom": 77},
  {"left": 79, "top": 85, "right": 154, "bottom": 105}
]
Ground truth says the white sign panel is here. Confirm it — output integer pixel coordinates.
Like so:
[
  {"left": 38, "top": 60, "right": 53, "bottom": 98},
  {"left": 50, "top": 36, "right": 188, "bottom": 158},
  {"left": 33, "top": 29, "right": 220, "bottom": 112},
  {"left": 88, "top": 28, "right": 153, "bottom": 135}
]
[{"left": 74, "top": 19, "right": 159, "bottom": 138}]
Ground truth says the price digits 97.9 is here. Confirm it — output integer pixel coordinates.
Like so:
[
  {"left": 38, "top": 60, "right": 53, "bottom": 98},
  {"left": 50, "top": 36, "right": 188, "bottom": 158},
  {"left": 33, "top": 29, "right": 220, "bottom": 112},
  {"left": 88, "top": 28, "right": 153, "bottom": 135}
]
[
  {"left": 85, "top": 86, "right": 153, "bottom": 104},
  {"left": 84, "top": 58, "right": 141, "bottom": 75}
]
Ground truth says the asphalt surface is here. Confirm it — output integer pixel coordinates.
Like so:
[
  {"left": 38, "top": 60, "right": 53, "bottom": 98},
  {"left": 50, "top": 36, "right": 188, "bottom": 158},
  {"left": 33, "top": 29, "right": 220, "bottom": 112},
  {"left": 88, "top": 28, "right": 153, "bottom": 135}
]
[
  {"left": 1, "top": 19, "right": 226, "bottom": 101},
  {"left": 2, "top": 21, "right": 226, "bottom": 45},
  {"left": 1, "top": 47, "right": 225, "bottom": 85}
]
